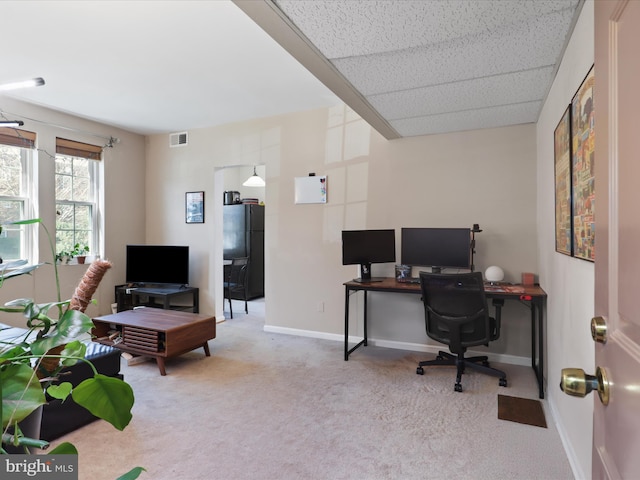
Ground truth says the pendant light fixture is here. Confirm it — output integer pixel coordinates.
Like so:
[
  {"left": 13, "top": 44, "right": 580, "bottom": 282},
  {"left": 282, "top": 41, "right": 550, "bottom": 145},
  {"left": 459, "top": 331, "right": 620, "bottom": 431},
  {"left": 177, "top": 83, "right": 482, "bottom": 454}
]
[{"left": 243, "top": 166, "right": 265, "bottom": 187}]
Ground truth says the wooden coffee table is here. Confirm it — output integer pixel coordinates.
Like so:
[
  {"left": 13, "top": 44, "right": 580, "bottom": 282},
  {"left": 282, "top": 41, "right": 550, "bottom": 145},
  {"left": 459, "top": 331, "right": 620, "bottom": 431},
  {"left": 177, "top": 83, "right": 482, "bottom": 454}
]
[{"left": 92, "top": 308, "right": 216, "bottom": 375}]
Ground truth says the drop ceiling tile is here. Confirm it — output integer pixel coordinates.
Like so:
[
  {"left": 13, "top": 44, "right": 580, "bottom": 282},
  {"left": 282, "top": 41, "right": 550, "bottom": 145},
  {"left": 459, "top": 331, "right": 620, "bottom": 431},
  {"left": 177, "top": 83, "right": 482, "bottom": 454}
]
[
  {"left": 275, "top": 0, "right": 579, "bottom": 58},
  {"left": 368, "top": 67, "right": 554, "bottom": 120},
  {"left": 390, "top": 101, "right": 541, "bottom": 137},
  {"left": 333, "top": 8, "right": 576, "bottom": 96}
]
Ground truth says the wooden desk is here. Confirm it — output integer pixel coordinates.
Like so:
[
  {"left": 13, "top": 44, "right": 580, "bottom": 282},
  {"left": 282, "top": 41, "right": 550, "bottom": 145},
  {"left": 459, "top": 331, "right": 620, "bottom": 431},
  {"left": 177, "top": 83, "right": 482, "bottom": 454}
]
[
  {"left": 93, "top": 308, "right": 216, "bottom": 375},
  {"left": 343, "top": 278, "right": 547, "bottom": 398}
]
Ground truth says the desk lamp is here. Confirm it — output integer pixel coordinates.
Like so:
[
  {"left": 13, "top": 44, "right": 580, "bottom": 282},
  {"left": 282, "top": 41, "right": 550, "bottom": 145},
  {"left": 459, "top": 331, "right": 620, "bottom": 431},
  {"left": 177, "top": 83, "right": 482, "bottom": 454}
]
[{"left": 485, "top": 266, "right": 505, "bottom": 284}]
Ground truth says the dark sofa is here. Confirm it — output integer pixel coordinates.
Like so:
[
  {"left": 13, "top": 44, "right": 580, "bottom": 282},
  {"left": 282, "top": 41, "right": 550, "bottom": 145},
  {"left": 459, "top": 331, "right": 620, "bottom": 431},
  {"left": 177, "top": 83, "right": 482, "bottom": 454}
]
[{"left": 0, "top": 323, "right": 122, "bottom": 442}]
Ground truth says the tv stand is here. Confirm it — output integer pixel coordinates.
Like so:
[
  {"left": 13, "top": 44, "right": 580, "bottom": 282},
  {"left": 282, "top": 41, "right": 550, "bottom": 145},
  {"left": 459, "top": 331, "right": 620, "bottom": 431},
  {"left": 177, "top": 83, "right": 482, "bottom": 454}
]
[{"left": 115, "top": 284, "right": 199, "bottom": 313}]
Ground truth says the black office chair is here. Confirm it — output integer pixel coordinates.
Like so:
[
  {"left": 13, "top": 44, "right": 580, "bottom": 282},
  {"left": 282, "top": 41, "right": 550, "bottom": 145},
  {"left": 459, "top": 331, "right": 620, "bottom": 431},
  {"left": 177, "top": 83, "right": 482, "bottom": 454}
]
[
  {"left": 416, "top": 271, "right": 507, "bottom": 392},
  {"left": 223, "top": 257, "right": 250, "bottom": 319}
]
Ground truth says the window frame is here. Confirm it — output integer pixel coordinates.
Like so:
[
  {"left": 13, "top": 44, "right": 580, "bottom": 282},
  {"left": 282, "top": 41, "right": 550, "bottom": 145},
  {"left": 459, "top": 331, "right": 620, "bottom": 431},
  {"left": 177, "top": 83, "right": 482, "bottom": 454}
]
[
  {"left": 54, "top": 137, "right": 103, "bottom": 259},
  {"left": 0, "top": 131, "right": 36, "bottom": 263}
]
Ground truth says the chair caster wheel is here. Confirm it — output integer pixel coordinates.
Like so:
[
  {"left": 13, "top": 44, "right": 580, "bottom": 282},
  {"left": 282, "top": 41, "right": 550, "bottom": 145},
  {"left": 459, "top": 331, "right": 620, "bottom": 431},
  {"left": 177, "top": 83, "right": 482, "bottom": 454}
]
[
  {"left": 416, "top": 367, "right": 424, "bottom": 375},
  {"left": 454, "top": 383, "right": 463, "bottom": 392},
  {"left": 499, "top": 378, "right": 507, "bottom": 387}
]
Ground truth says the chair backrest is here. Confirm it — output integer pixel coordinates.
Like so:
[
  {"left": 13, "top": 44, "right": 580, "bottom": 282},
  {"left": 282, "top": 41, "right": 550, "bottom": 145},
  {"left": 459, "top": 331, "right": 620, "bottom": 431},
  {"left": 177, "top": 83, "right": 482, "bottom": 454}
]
[
  {"left": 419, "top": 271, "right": 493, "bottom": 354},
  {"left": 228, "top": 257, "right": 249, "bottom": 288}
]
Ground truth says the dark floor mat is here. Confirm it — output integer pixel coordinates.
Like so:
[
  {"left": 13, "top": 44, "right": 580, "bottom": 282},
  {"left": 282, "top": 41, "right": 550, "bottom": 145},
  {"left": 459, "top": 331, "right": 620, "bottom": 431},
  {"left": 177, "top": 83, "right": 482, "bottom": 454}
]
[{"left": 498, "top": 394, "right": 547, "bottom": 428}]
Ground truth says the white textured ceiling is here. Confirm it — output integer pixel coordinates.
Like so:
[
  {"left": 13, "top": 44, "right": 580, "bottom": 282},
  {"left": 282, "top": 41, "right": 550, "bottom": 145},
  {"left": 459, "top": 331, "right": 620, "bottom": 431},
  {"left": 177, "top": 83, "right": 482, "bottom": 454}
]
[
  {"left": 240, "top": 0, "right": 583, "bottom": 138},
  {"left": 0, "top": 1, "right": 338, "bottom": 135},
  {"left": 0, "top": 0, "right": 582, "bottom": 139}
]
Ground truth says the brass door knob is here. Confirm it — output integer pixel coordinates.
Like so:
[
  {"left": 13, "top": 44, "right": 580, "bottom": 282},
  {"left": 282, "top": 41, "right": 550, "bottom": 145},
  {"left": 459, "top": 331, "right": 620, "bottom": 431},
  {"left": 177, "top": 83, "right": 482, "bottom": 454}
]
[
  {"left": 560, "top": 367, "right": 610, "bottom": 405},
  {"left": 591, "top": 316, "right": 607, "bottom": 343}
]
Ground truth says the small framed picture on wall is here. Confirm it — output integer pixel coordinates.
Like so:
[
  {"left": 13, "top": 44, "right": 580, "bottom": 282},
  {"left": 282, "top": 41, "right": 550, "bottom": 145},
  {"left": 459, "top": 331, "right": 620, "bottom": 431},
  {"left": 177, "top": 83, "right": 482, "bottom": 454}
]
[{"left": 185, "top": 191, "right": 204, "bottom": 224}]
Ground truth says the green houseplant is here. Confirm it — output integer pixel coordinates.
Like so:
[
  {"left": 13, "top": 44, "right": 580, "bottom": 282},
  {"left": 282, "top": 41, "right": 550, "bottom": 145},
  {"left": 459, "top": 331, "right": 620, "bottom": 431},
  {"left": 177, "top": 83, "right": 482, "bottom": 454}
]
[
  {"left": 56, "top": 243, "right": 89, "bottom": 264},
  {"left": 0, "top": 219, "right": 144, "bottom": 479}
]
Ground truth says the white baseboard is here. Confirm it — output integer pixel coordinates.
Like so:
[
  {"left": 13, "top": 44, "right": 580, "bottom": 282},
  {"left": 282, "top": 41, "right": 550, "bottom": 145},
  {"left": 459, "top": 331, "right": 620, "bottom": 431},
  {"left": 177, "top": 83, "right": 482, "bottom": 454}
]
[
  {"left": 263, "top": 325, "right": 529, "bottom": 367},
  {"left": 547, "top": 395, "right": 586, "bottom": 480}
]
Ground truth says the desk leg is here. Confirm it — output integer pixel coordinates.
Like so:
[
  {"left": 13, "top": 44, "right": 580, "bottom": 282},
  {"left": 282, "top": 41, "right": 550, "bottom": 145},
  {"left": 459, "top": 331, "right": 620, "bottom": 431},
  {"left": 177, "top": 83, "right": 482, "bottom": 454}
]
[
  {"left": 530, "top": 301, "right": 544, "bottom": 399},
  {"left": 537, "top": 301, "right": 544, "bottom": 399},
  {"left": 344, "top": 287, "right": 367, "bottom": 361},
  {"left": 344, "top": 286, "right": 350, "bottom": 361},
  {"left": 363, "top": 290, "right": 368, "bottom": 347}
]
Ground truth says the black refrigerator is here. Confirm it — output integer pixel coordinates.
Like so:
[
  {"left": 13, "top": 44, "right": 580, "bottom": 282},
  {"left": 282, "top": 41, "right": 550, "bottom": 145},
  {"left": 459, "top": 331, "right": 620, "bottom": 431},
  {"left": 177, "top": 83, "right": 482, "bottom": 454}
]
[{"left": 223, "top": 204, "right": 264, "bottom": 299}]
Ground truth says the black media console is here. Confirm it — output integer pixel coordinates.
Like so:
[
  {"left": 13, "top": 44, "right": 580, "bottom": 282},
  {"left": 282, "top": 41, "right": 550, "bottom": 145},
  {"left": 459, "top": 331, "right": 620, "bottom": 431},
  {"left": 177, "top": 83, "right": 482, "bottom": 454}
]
[{"left": 115, "top": 284, "right": 199, "bottom": 313}]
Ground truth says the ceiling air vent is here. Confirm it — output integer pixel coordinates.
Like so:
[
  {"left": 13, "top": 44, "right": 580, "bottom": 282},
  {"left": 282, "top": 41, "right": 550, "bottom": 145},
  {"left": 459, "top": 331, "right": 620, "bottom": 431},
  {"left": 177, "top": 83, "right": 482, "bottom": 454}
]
[{"left": 169, "top": 132, "right": 188, "bottom": 147}]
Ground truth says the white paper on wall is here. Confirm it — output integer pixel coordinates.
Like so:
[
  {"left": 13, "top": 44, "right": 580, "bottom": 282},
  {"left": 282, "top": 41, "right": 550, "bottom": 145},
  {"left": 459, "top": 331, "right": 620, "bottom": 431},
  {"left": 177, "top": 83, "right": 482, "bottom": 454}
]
[{"left": 294, "top": 176, "right": 327, "bottom": 204}]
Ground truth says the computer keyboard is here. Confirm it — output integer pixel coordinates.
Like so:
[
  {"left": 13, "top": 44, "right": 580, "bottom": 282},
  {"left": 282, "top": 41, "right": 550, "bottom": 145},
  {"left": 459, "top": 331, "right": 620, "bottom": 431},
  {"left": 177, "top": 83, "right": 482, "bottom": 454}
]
[{"left": 399, "top": 277, "right": 420, "bottom": 284}]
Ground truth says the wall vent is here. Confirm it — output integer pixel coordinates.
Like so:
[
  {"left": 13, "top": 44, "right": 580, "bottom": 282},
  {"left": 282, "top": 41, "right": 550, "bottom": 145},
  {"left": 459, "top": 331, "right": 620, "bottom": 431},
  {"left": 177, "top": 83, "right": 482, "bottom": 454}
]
[{"left": 169, "top": 132, "right": 188, "bottom": 147}]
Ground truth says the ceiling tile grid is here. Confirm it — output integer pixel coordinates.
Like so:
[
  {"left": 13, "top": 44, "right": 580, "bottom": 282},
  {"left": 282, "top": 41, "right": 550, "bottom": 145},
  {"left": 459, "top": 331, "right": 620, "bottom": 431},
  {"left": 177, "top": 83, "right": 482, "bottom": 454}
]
[
  {"left": 331, "top": 9, "right": 577, "bottom": 96},
  {"left": 368, "top": 67, "right": 554, "bottom": 120},
  {"left": 390, "top": 100, "right": 542, "bottom": 137},
  {"left": 275, "top": 0, "right": 579, "bottom": 59},
  {"left": 273, "top": 0, "right": 582, "bottom": 137}
]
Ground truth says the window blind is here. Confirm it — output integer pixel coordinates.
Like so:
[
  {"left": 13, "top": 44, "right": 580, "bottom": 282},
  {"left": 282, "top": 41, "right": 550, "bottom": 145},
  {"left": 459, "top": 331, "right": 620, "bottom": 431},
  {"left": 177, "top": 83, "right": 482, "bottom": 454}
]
[
  {"left": 0, "top": 127, "right": 36, "bottom": 148},
  {"left": 56, "top": 137, "right": 102, "bottom": 160}
]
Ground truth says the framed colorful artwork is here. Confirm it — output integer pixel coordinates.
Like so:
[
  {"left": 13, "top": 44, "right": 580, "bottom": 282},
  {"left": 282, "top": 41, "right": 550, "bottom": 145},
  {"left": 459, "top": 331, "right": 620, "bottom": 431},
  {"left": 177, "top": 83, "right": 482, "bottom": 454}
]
[
  {"left": 554, "top": 105, "right": 572, "bottom": 256},
  {"left": 571, "top": 65, "right": 595, "bottom": 262}
]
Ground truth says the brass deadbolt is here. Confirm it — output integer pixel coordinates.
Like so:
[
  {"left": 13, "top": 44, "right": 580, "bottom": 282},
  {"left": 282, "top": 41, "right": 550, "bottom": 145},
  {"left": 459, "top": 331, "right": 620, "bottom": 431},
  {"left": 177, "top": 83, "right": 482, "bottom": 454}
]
[{"left": 591, "top": 316, "right": 607, "bottom": 344}]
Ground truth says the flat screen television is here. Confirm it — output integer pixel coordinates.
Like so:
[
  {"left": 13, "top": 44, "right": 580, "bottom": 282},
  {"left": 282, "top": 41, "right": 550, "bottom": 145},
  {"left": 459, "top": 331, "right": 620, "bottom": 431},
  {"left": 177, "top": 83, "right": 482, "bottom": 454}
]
[
  {"left": 342, "top": 229, "right": 396, "bottom": 282},
  {"left": 126, "top": 245, "right": 189, "bottom": 286},
  {"left": 401, "top": 228, "right": 471, "bottom": 273}
]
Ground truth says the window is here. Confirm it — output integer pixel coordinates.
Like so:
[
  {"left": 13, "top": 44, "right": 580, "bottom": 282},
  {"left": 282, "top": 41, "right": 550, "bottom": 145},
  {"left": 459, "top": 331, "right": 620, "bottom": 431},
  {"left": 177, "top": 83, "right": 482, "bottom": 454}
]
[
  {"left": 0, "top": 128, "right": 35, "bottom": 262},
  {"left": 55, "top": 138, "right": 102, "bottom": 257}
]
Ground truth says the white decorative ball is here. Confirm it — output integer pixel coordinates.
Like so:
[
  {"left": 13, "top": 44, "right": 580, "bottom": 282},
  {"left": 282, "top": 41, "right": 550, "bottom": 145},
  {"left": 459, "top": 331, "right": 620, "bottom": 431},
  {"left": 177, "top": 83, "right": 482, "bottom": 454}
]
[{"left": 485, "top": 266, "right": 505, "bottom": 283}]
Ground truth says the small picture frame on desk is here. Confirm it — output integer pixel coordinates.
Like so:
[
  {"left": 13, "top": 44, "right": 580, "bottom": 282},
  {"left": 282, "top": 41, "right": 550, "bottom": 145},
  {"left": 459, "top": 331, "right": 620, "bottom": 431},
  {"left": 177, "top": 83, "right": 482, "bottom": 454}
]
[{"left": 186, "top": 191, "right": 204, "bottom": 224}]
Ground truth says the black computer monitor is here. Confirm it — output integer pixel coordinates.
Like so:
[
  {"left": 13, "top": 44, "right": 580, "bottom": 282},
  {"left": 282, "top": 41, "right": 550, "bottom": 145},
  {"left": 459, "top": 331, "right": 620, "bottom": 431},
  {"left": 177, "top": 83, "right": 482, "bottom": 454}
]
[
  {"left": 401, "top": 228, "right": 471, "bottom": 273},
  {"left": 342, "top": 229, "right": 396, "bottom": 282}
]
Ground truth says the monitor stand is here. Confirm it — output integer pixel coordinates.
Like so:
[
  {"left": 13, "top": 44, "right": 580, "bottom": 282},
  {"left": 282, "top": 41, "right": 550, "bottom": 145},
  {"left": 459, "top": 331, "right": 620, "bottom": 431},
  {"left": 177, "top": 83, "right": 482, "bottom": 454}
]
[{"left": 352, "top": 263, "right": 384, "bottom": 283}]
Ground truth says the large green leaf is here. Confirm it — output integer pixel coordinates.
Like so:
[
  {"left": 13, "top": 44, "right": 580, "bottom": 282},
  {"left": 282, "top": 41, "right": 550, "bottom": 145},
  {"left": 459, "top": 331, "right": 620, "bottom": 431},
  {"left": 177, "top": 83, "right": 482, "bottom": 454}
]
[
  {"left": 30, "top": 310, "right": 94, "bottom": 356},
  {"left": 1, "top": 363, "right": 46, "bottom": 428},
  {"left": 60, "top": 340, "right": 87, "bottom": 367},
  {"left": 0, "top": 260, "right": 43, "bottom": 286},
  {"left": 47, "top": 382, "right": 72, "bottom": 401},
  {"left": 0, "top": 343, "right": 28, "bottom": 363},
  {"left": 116, "top": 467, "right": 147, "bottom": 480},
  {"left": 48, "top": 442, "right": 78, "bottom": 454},
  {"left": 72, "top": 375, "right": 134, "bottom": 431}
]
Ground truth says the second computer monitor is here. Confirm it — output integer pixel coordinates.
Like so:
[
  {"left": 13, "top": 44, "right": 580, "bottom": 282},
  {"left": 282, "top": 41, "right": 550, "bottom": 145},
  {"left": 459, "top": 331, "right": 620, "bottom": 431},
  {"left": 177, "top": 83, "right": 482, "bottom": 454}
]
[{"left": 401, "top": 227, "right": 471, "bottom": 273}]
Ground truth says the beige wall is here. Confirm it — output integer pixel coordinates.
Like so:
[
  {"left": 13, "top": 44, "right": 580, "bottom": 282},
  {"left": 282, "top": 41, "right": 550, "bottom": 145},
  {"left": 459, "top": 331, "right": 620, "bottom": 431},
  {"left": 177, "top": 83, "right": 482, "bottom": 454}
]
[
  {"left": 145, "top": 107, "right": 538, "bottom": 362},
  {"left": 0, "top": 97, "right": 146, "bottom": 328},
  {"left": 536, "top": 1, "right": 594, "bottom": 478}
]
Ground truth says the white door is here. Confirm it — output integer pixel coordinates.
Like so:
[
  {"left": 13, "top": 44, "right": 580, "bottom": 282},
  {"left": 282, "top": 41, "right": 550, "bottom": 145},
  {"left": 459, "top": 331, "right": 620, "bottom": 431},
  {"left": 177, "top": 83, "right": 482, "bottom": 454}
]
[{"left": 591, "top": 1, "right": 640, "bottom": 477}]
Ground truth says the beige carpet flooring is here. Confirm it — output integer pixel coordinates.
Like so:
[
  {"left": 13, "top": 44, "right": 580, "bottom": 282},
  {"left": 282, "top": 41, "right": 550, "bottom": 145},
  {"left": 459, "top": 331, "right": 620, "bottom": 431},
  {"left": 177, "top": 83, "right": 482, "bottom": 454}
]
[{"left": 56, "top": 300, "right": 573, "bottom": 480}]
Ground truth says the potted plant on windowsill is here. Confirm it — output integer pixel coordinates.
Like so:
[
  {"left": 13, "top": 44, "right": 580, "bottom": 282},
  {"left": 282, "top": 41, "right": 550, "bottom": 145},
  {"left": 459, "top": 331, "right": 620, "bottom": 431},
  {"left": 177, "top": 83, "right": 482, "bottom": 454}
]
[
  {"left": 0, "top": 219, "right": 144, "bottom": 479},
  {"left": 55, "top": 250, "right": 71, "bottom": 265},
  {"left": 56, "top": 243, "right": 90, "bottom": 265},
  {"left": 71, "top": 243, "right": 90, "bottom": 264}
]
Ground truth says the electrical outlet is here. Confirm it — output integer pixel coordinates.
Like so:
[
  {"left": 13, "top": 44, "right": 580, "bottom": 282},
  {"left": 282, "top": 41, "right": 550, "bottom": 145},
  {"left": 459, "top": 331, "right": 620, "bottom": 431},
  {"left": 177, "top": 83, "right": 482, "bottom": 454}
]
[{"left": 317, "top": 301, "right": 324, "bottom": 313}]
